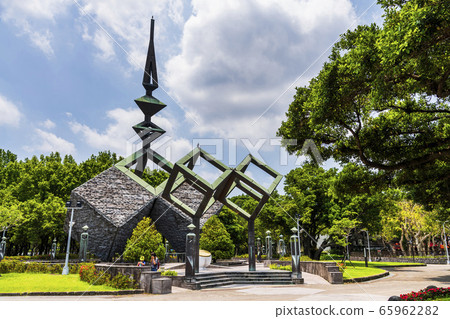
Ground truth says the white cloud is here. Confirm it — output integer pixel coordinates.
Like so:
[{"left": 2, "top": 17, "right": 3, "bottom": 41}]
[
  {"left": 24, "top": 128, "right": 76, "bottom": 155},
  {"left": 70, "top": 108, "right": 142, "bottom": 154},
  {"left": 165, "top": 0, "right": 356, "bottom": 140},
  {"left": 40, "top": 119, "right": 56, "bottom": 129},
  {"left": 0, "top": 94, "right": 22, "bottom": 127},
  {"left": 77, "top": 0, "right": 185, "bottom": 66},
  {"left": 0, "top": 0, "right": 72, "bottom": 56},
  {"left": 69, "top": 107, "right": 193, "bottom": 161}
]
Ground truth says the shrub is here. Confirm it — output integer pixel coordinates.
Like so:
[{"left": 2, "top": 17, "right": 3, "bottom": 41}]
[
  {"left": 161, "top": 270, "right": 178, "bottom": 276},
  {"left": 279, "top": 255, "right": 313, "bottom": 261},
  {"left": 122, "top": 217, "right": 165, "bottom": 262},
  {"left": 400, "top": 287, "right": 450, "bottom": 301},
  {"left": 48, "top": 264, "right": 63, "bottom": 274},
  {"left": 199, "top": 215, "right": 235, "bottom": 261},
  {"left": 109, "top": 273, "right": 137, "bottom": 289},
  {"left": 79, "top": 263, "right": 110, "bottom": 286},
  {"left": 320, "top": 253, "right": 344, "bottom": 261},
  {"left": 337, "top": 262, "right": 346, "bottom": 272},
  {"left": 25, "top": 262, "right": 49, "bottom": 273},
  {"left": 269, "top": 264, "right": 292, "bottom": 271}
]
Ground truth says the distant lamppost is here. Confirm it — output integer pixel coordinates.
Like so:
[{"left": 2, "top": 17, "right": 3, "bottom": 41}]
[
  {"left": 185, "top": 224, "right": 196, "bottom": 282},
  {"left": 265, "top": 231, "right": 272, "bottom": 261},
  {"left": 443, "top": 221, "right": 450, "bottom": 265},
  {"left": 361, "top": 230, "right": 372, "bottom": 262},
  {"left": 0, "top": 236, "right": 6, "bottom": 261},
  {"left": 62, "top": 200, "right": 82, "bottom": 275},
  {"left": 79, "top": 225, "right": 89, "bottom": 262},
  {"left": 50, "top": 238, "right": 57, "bottom": 260},
  {"left": 165, "top": 239, "right": 169, "bottom": 263}
]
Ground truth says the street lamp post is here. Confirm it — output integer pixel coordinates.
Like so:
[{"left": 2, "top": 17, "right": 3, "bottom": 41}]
[
  {"left": 62, "top": 201, "right": 82, "bottom": 275},
  {"left": 0, "top": 236, "right": 6, "bottom": 262},
  {"left": 443, "top": 221, "right": 450, "bottom": 265},
  {"left": 361, "top": 230, "right": 372, "bottom": 262}
]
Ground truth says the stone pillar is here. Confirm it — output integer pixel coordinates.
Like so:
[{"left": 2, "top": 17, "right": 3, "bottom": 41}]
[
  {"left": 193, "top": 217, "right": 200, "bottom": 273},
  {"left": 290, "top": 227, "right": 302, "bottom": 282},
  {"left": 248, "top": 219, "right": 256, "bottom": 271},
  {"left": 185, "top": 224, "right": 196, "bottom": 282}
]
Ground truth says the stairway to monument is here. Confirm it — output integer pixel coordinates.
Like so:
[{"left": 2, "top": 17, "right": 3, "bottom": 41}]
[{"left": 194, "top": 271, "right": 294, "bottom": 289}]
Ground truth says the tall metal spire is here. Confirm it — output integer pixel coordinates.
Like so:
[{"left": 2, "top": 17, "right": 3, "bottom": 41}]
[{"left": 142, "top": 17, "right": 158, "bottom": 97}]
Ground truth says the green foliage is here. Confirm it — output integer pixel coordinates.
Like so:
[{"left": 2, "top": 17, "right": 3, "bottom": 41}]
[
  {"left": 328, "top": 218, "right": 361, "bottom": 248},
  {"left": 78, "top": 263, "right": 110, "bottom": 285},
  {"left": 218, "top": 204, "right": 248, "bottom": 255},
  {"left": 279, "top": 255, "right": 313, "bottom": 262},
  {"left": 269, "top": 264, "right": 292, "bottom": 271},
  {"left": 199, "top": 215, "right": 235, "bottom": 261},
  {"left": 79, "top": 264, "right": 137, "bottom": 289},
  {"left": 141, "top": 168, "right": 169, "bottom": 187},
  {"left": 0, "top": 149, "right": 122, "bottom": 255},
  {"left": 320, "top": 253, "right": 344, "bottom": 261},
  {"left": 122, "top": 217, "right": 165, "bottom": 262},
  {"left": 277, "top": 0, "right": 450, "bottom": 211},
  {"left": 109, "top": 272, "right": 137, "bottom": 289},
  {"left": 0, "top": 260, "right": 84, "bottom": 274},
  {"left": 161, "top": 270, "right": 178, "bottom": 276},
  {"left": 284, "top": 164, "right": 340, "bottom": 259}
]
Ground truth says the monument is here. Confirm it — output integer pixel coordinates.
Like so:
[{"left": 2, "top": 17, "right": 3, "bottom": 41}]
[{"left": 66, "top": 18, "right": 282, "bottom": 271}]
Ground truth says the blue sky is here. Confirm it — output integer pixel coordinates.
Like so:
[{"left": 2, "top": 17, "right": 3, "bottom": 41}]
[{"left": 0, "top": 0, "right": 384, "bottom": 190}]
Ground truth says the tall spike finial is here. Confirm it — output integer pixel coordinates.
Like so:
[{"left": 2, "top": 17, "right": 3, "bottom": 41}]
[{"left": 142, "top": 17, "right": 158, "bottom": 96}]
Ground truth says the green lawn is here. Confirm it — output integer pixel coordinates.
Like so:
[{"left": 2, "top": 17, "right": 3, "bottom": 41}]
[
  {"left": 341, "top": 260, "right": 425, "bottom": 281},
  {"left": 0, "top": 273, "right": 119, "bottom": 293},
  {"left": 341, "top": 265, "right": 386, "bottom": 280}
]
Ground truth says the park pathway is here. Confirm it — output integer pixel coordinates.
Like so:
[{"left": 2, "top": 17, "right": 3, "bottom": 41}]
[{"left": 1, "top": 264, "right": 449, "bottom": 301}]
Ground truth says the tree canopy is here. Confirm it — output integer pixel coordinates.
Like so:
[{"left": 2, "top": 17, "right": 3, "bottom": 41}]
[
  {"left": 0, "top": 149, "right": 122, "bottom": 255},
  {"left": 277, "top": 0, "right": 449, "bottom": 210}
]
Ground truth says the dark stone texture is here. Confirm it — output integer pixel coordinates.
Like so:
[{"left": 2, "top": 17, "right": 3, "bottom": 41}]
[
  {"left": 151, "top": 277, "right": 172, "bottom": 294},
  {"left": 140, "top": 271, "right": 162, "bottom": 293},
  {"left": 150, "top": 181, "right": 222, "bottom": 253},
  {"left": 66, "top": 168, "right": 222, "bottom": 261},
  {"left": 67, "top": 166, "right": 155, "bottom": 261}
]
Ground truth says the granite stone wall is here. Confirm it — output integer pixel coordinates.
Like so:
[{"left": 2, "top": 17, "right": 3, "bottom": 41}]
[{"left": 66, "top": 167, "right": 222, "bottom": 260}]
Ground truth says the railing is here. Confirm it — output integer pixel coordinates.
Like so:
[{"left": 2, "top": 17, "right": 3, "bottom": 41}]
[
  {"left": 350, "top": 249, "right": 449, "bottom": 259},
  {"left": 165, "top": 253, "right": 185, "bottom": 263}
]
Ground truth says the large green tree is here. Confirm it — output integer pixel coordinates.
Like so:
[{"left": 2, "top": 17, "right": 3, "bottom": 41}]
[
  {"left": 278, "top": 0, "right": 449, "bottom": 210},
  {"left": 284, "top": 164, "right": 342, "bottom": 259},
  {"left": 0, "top": 149, "right": 122, "bottom": 255}
]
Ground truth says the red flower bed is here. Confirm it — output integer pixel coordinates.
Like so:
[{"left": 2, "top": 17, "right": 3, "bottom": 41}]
[{"left": 400, "top": 287, "right": 450, "bottom": 301}]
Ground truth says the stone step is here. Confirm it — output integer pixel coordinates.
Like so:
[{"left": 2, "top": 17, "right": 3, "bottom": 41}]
[
  {"left": 200, "top": 281, "right": 234, "bottom": 289},
  {"left": 195, "top": 277, "right": 234, "bottom": 284},
  {"left": 231, "top": 281, "right": 293, "bottom": 285},
  {"left": 195, "top": 272, "right": 291, "bottom": 278},
  {"left": 195, "top": 272, "right": 294, "bottom": 289}
]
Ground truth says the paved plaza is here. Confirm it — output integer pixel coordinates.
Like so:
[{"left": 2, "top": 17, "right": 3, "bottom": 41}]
[{"left": 1, "top": 264, "right": 449, "bottom": 301}]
